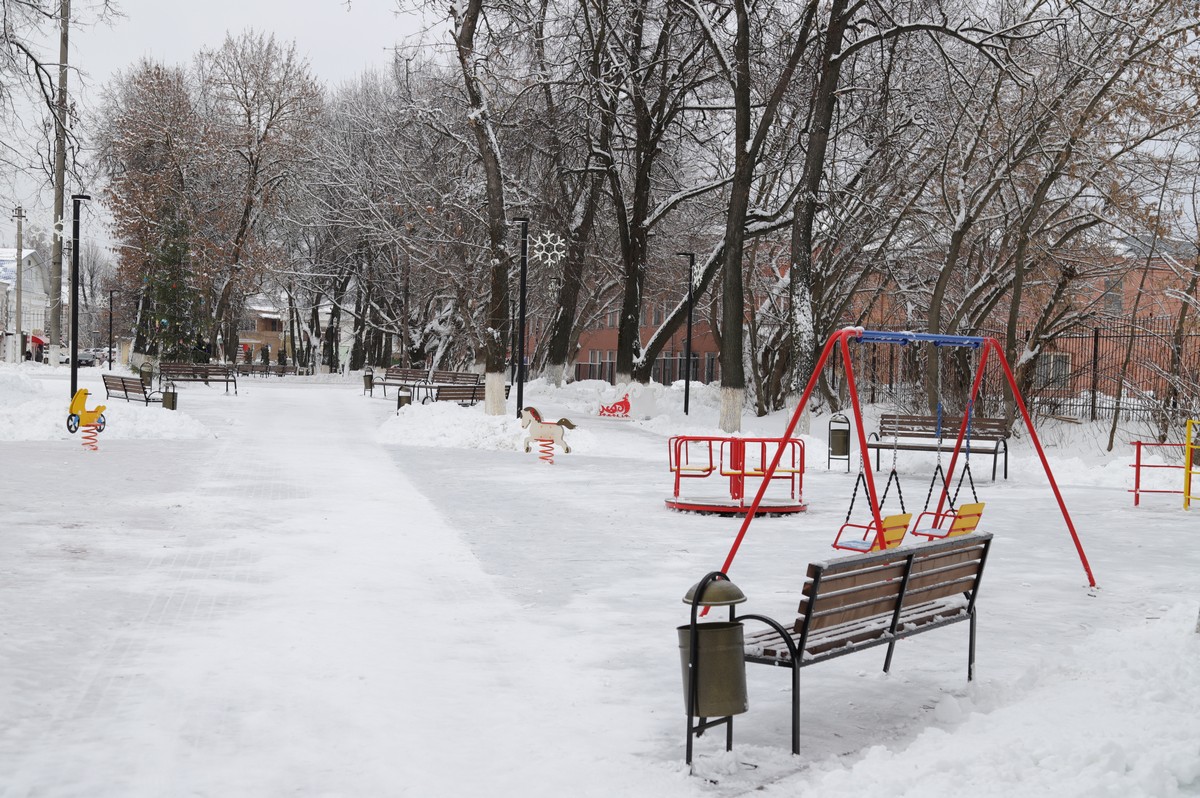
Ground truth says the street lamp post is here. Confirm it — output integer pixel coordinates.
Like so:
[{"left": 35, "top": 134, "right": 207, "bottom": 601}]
[
  {"left": 512, "top": 217, "right": 530, "bottom": 418},
  {"left": 69, "top": 193, "right": 90, "bottom": 397},
  {"left": 678, "top": 252, "right": 696, "bottom": 415},
  {"left": 108, "top": 290, "right": 114, "bottom": 371}
]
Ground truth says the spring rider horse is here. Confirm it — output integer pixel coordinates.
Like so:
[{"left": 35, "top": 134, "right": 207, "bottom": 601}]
[{"left": 520, "top": 406, "right": 576, "bottom": 463}]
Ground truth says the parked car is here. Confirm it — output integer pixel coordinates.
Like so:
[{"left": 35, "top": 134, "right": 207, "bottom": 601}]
[{"left": 56, "top": 349, "right": 97, "bottom": 366}]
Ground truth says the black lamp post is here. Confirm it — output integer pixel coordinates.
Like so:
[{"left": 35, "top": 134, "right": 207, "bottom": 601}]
[
  {"left": 107, "top": 289, "right": 114, "bottom": 371},
  {"left": 512, "top": 217, "right": 530, "bottom": 418},
  {"left": 678, "top": 252, "right": 696, "bottom": 415},
  {"left": 69, "top": 193, "right": 90, "bottom": 397}
]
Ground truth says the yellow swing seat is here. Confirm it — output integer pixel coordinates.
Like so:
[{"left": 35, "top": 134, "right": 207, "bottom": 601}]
[{"left": 832, "top": 512, "right": 912, "bottom": 553}]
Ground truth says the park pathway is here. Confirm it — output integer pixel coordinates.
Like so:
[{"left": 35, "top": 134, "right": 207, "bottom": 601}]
[{"left": 0, "top": 380, "right": 688, "bottom": 797}]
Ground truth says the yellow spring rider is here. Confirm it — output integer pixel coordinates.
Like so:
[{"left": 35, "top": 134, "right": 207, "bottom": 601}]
[{"left": 67, "top": 389, "right": 106, "bottom": 434}]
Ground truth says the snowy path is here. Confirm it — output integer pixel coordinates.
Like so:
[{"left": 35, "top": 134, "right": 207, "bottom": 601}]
[
  {"left": 2, "top": 370, "right": 1198, "bottom": 797},
  {"left": 0, "top": 381, "right": 689, "bottom": 796}
]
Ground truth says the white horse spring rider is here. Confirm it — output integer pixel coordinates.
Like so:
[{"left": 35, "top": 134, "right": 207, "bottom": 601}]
[{"left": 521, "top": 406, "right": 576, "bottom": 453}]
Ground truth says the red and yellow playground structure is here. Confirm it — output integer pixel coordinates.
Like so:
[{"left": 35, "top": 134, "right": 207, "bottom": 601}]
[
  {"left": 710, "top": 328, "right": 1097, "bottom": 594},
  {"left": 67, "top": 389, "right": 106, "bottom": 451},
  {"left": 1130, "top": 418, "right": 1200, "bottom": 509},
  {"left": 667, "top": 436, "right": 807, "bottom": 515}
]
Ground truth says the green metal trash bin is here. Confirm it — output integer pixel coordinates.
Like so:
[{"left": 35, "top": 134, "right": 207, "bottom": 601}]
[
  {"left": 828, "top": 412, "right": 851, "bottom": 472},
  {"left": 677, "top": 621, "right": 748, "bottom": 718}
]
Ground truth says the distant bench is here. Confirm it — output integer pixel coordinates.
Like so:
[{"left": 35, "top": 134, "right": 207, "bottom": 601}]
[
  {"left": 371, "top": 367, "right": 485, "bottom": 399},
  {"left": 371, "top": 367, "right": 428, "bottom": 397},
  {"left": 402, "top": 382, "right": 511, "bottom": 408},
  {"left": 159, "top": 363, "right": 238, "bottom": 394},
  {"left": 101, "top": 373, "right": 162, "bottom": 405},
  {"left": 866, "top": 413, "right": 1008, "bottom": 479},
  {"left": 236, "top": 363, "right": 298, "bottom": 378},
  {"left": 739, "top": 533, "right": 992, "bottom": 755}
]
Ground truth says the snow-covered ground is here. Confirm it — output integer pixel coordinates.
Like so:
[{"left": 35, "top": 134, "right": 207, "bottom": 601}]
[{"left": 0, "top": 362, "right": 1197, "bottom": 797}]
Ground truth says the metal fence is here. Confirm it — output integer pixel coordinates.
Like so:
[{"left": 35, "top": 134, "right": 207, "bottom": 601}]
[
  {"left": 825, "top": 321, "right": 1200, "bottom": 424},
  {"left": 573, "top": 353, "right": 721, "bottom": 385},
  {"left": 569, "top": 320, "right": 1200, "bottom": 424}
]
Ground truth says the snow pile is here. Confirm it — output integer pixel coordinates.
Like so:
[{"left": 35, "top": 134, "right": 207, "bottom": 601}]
[
  {"left": 0, "top": 364, "right": 213, "bottom": 441},
  {"left": 744, "top": 605, "right": 1200, "bottom": 797},
  {"left": 378, "top": 400, "right": 603, "bottom": 453}
]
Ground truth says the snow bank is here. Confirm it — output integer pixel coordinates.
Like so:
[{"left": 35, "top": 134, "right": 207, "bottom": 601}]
[
  {"left": 0, "top": 364, "right": 213, "bottom": 441},
  {"left": 379, "top": 400, "right": 599, "bottom": 453}
]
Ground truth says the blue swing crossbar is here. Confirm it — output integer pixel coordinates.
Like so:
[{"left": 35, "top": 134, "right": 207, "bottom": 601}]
[{"left": 850, "top": 330, "right": 984, "bottom": 349}]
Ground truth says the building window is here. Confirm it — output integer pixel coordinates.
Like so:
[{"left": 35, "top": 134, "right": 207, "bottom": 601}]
[
  {"left": 653, "top": 304, "right": 664, "bottom": 325},
  {"left": 1034, "top": 352, "right": 1071, "bottom": 390},
  {"left": 1102, "top": 277, "right": 1122, "bottom": 314},
  {"left": 238, "top": 317, "right": 256, "bottom": 332}
]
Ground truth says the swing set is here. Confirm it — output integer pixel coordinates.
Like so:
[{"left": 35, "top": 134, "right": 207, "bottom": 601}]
[{"left": 716, "top": 328, "right": 1097, "bottom": 588}]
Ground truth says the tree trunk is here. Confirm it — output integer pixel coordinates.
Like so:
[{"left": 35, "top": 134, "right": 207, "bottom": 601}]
[
  {"left": 789, "top": 0, "right": 849, "bottom": 406},
  {"left": 453, "top": 0, "right": 513, "bottom": 415}
]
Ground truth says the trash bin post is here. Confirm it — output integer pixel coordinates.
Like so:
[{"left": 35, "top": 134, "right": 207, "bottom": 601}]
[
  {"left": 363, "top": 366, "right": 374, "bottom": 396},
  {"left": 680, "top": 571, "right": 748, "bottom": 767},
  {"left": 162, "top": 381, "right": 178, "bottom": 410},
  {"left": 396, "top": 391, "right": 411, "bottom": 414}
]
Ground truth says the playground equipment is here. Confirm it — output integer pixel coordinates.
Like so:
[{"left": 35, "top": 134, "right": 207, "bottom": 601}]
[
  {"left": 598, "top": 383, "right": 657, "bottom": 419},
  {"left": 831, "top": 511, "right": 912, "bottom": 552},
  {"left": 711, "top": 328, "right": 1097, "bottom": 592},
  {"left": 520, "top": 406, "right": 575, "bottom": 464},
  {"left": 910, "top": 501, "right": 986, "bottom": 541},
  {"left": 1129, "top": 420, "right": 1199, "bottom": 509},
  {"left": 67, "top": 389, "right": 106, "bottom": 451},
  {"left": 666, "top": 436, "right": 807, "bottom": 515}
]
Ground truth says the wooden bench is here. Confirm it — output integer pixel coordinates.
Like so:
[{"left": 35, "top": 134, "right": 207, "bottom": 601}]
[
  {"left": 416, "top": 383, "right": 510, "bottom": 406},
  {"left": 159, "top": 363, "right": 238, "bottom": 394},
  {"left": 429, "top": 370, "right": 484, "bottom": 386},
  {"left": 739, "top": 533, "right": 992, "bottom": 755},
  {"left": 866, "top": 414, "right": 1009, "bottom": 479},
  {"left": 371, "top": 366, "right": 428, "bottom": 397},
  {"left": 101, "top": 373, "right": 162, "bottom": 405}
]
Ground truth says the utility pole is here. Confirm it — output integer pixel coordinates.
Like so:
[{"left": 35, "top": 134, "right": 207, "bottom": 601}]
[
  {"left": 49, "top": 0, "right": 70, "bottom": 365},
  {"left": 69, "top": 193, "right": 89, "bottom": 397},
  {"left": 11, "top": 207, "right": 23, "bottom": 363}
]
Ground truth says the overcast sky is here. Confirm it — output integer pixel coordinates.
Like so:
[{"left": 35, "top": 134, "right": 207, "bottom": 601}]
[{"left": 2, "top": 0, "right": 433, "bottom": 247}]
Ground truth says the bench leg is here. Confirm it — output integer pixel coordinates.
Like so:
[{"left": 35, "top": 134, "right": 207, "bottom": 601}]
[
  {"left": 883, "top": 637, "right": 897, "bottom": 673},
  {"left": 968, "top": 610, "right": 977, "bottom": 681},
  {"left": 791, "top": 664, "right": 801, "bottom": 756}
]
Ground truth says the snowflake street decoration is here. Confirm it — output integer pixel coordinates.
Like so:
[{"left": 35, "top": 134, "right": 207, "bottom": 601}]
[{"left": 530, "top": 231, "right": 568, "bottom": 266}]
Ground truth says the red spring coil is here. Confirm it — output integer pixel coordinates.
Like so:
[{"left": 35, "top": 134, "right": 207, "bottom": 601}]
[
  {"left": 537, "top": 437, "right": 555, "bottom": 465},
  {"left": 81, "top": 423, "right": 99, "bottom": 452}
]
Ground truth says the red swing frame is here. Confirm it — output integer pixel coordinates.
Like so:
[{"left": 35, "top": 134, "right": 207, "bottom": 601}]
[{"left": 714, "top": 327, "right": 1097, "bottom": 588}]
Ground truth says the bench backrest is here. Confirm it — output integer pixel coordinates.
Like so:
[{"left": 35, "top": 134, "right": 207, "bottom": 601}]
[
  {"left": 430, "top": 370, "right": 482, "bottom": 385},
  {"left": 794, "top": 533, "right": 991, "bottom": 634},
  {"left": 436, "top": 384, "right": 483, "bottom": 399},
  {"left": 102, "top": 374, "right": 143, "bottom": 393},
  {"left": 385, "top": 366, "right": 427, "bottom": 381},
  {"left": 879, "top": 413, "right": 1008, "bottom": 440}
]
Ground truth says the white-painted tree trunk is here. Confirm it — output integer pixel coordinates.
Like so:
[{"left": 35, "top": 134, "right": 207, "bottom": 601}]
[
  {"left": 795, "top": 405, "right": 812, "bottom": 435},
  {"left": 484, "top": 371, "right": 507, "bottom": 416},
  {"left": 615, "top": 371, "right": 632, "bottom": 387},
  {"left": 719, "top": 386, "right": 743, "bottom": 433},
  {"left": 545, "top": 361, "right": 566, "bottom": 388}
]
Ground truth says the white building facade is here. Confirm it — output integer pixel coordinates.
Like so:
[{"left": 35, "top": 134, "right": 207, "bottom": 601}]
[{"left": 0, "top": 249, "right": 49, "bottom": 362}]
